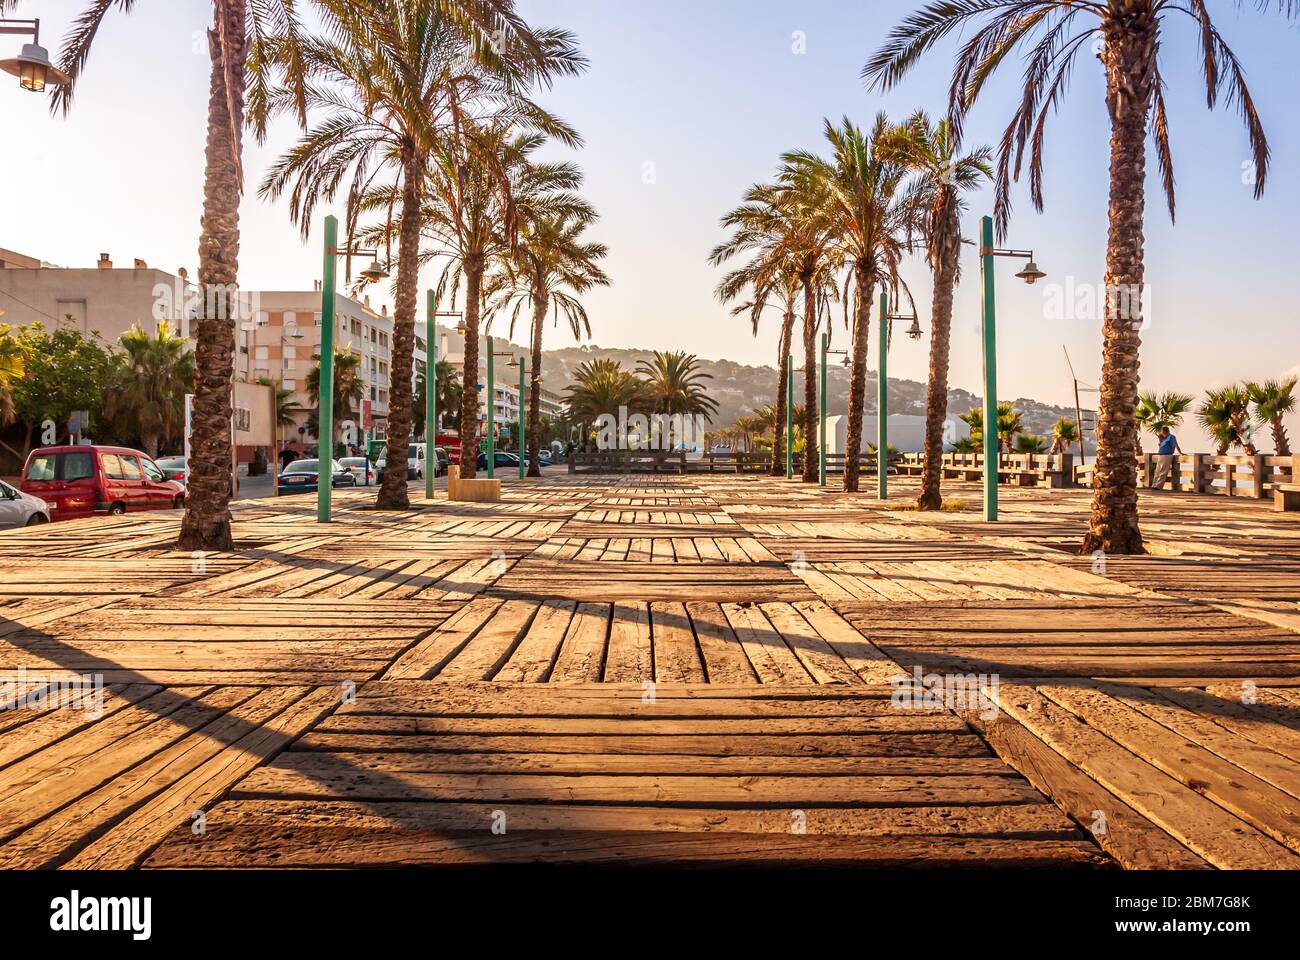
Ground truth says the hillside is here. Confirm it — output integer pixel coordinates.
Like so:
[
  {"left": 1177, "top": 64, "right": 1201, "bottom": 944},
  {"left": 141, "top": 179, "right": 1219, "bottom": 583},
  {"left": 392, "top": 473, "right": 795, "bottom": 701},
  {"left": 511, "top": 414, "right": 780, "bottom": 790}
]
[{"left": 536, "top": 344, "right": 1092, "bottom": 447}]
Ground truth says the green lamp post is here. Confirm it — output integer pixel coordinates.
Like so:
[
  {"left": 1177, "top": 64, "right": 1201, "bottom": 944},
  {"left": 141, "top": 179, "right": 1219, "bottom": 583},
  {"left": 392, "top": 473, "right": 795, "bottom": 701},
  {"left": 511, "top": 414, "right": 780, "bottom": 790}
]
[
  {"left": 316, "top": 215, "right": 387, "bottom": 522},
  {"left": 820, "top": 334, "right": 848, "bottom": 486},
  {"left": 517, "top": 355, "right": 526, "bottom": 480},
  {"left": 977, "top": 215, "right": 1046, "bottom": 521},
  {"left": 785, "top": 354, "right": 794, "bottom": 480},
  {"left": 874, "top": 289, "right": 922, "bottom": 501},
  {"left": 484, "top": 337, "right": 517, "bottom": 480}
]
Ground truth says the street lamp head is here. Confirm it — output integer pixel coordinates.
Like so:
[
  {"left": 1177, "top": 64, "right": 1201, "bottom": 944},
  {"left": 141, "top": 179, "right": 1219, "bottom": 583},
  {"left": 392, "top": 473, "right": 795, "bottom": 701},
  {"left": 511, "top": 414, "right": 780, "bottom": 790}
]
[
  {"left": 0, "top": 42, "right": 70, "bottom": 93},
  {"left": 506, "top": 356, "right": 519, "bottom": 368},
  {"left": 1016, "top": 260, "right": 1046, "bottom": 284},
  {"left": 455, "top": 319, "right": 467, "bottom": 336},
  {"left": 906, "top": 317, "right": 923, "bottom": 341},
  {"left": 359, "top": 259, "right": 389, "bottom": 283},
  {"left": 840, "top": 353, "right": 851, "bottom": 368},
  {"left": 286, "top": 327, "right": 305, "bottom": 341}
]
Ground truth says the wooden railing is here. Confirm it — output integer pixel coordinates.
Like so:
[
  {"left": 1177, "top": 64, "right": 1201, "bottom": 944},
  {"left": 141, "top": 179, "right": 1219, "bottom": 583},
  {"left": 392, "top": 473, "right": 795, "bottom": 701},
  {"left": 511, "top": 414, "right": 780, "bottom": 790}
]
[
  {"left": 1075, "top": 454, "right": 1296, "bottom": 498},
  {"left": 896, "top": 451, "right": 1075, "bottom": 488},
  {"left": 567, "top": 450, "right": 772, "bottom": 474}
]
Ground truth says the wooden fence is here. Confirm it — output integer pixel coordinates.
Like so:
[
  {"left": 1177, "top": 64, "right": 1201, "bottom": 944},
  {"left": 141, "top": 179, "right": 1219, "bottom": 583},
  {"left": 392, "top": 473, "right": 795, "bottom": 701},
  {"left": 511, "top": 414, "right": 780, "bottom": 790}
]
[
  {"left": 896, "top": 452, "right": 1075, "bottom": 488},
  {"left": 1074, "top": 454, "right": 1296, "bottom": 498}
]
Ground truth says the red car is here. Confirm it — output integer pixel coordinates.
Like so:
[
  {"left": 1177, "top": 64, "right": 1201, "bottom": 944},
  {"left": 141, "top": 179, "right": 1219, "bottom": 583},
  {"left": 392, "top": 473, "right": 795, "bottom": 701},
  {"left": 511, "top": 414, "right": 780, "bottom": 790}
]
[{"left": 20, "top": 445, "right": 186, "bottom": 521}]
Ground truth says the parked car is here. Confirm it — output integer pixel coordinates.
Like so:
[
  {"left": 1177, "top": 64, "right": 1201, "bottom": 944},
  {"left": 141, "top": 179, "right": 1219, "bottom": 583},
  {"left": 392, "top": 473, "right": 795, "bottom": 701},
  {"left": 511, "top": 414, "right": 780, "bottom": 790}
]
[
  {"left": 276, "top": 459, "right": 358, "bottom": 496},
  {"left": 20, "top": 445, "right": 186, "bottom": 520},
  {"left": 476, "top": 451, "right": 521, "bottom": 470},
  {"left": 338, "top": 457, "right": 378, "bottom": 485},
  {"left": 0, "top": 480, "right": 50, "bottom": 528},
  {"left": 149, "top": 455, "right": 236, "bottom": 494},
  {"left": 432, "top": 446, "right": 450, "bottom": 476}
]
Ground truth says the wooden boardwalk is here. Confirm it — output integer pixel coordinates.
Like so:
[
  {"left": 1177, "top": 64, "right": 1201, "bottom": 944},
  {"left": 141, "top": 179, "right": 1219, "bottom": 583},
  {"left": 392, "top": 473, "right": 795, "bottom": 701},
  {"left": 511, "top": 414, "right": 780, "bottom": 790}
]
[{"left": 1, "top": 473, "right": 1299, "bottom": 869}]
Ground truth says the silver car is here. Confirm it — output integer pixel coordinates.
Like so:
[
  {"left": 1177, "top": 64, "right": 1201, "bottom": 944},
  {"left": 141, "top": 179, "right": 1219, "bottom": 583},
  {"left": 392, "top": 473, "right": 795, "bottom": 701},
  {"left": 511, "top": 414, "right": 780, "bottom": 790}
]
[{"left": 0, "top": 480, "right": 50, "bottom": 528}]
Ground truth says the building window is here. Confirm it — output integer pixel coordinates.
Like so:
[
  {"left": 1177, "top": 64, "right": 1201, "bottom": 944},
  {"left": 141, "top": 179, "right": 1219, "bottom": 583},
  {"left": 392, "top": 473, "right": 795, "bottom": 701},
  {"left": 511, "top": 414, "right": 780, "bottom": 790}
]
[
  {"left": 255, "top": 346, "right": 269, "bottom": 361},
  {"left": 283, "top": 379, "right": 296, "bottom": 391}
]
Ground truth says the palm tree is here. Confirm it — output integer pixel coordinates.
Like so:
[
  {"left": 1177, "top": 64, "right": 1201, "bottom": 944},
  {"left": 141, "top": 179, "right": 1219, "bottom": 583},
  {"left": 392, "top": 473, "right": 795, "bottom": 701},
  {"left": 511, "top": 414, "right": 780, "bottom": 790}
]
[
  {"left": 961, "top": 402, "right": 1024, "bottom": 454},
  {"left": 261, "top": 4, "right": 582, "bottom": 503},
  {"left": 564, "top": 358, "right": 645, "bottom": 443},
  {"left": 305, "top": 348, "right": 365, "bottom": 452},
  {"left": 636, "top": 352, "right": 720, "bottom": 448},
  {"left": 413, "top": 358, "right": 463, "bottom": 439},
  {"left": 1135, "top": 391, "right": 1194, "bottom": 437},
  {"left": 485, "top": 189, "right": 609, "bottom": 476},
  {"left": 0, "top": 327, "right": 24, "bottom": 427},
  {"left": 711, "top": 186, "right": 808, "bottom": 477},
  {"left": 1050, "top": 417, "right": 1079, "bottom": 456},
  {"left": 866, "top": 2, "right": 1296, "bottom": 553},
  {"left": 424, "top": 115, "right": 583, "bottom": 480},
  {"left": 105, "top": 323, "right": 195, "bottom": 459},
  {"left": 1199, "top": 385, "right": 1258, "bottom": 455},
  {"left": 1015, "top": 434, "right": 1047, "bottom": 455},
  {"left": 878, "top": 112, "right": 991, "bottom": 509},
  {"left": 53, "top": 0, "right": 542, "bottom": 549},
  {"left": 781, "top": 115, "right": 921, "bottom": 492},
  {"left": 1246, "top": 378, "right": 1296, "bottom": 455}
]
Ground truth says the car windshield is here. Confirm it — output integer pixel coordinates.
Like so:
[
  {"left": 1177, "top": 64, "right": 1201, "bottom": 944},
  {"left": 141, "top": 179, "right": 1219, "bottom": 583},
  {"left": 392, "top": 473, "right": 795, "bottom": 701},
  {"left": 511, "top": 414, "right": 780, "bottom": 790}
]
[
  {"left": 285, "top": 460, "right": 318, "bottom": 472},
  {"left": 25, "top": 451, "right": 95, "bottom": 482},
  {"left": 408, "top": 445, "right": 421, "bottom": 458},
  {"left": 339, "top": 458, "right": 366, "bottom": 467},
  {"left": 156, "top": 458, "right": 184, "bottom": 469}
]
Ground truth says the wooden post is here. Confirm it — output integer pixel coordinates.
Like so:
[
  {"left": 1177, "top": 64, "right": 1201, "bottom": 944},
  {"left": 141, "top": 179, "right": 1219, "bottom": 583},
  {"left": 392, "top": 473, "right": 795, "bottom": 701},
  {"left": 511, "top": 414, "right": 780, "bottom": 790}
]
[
  {"left": 1143, "top": 453, "right": 1153, "bottom": 489},
  {"left": 1191, "top": 453, "right": 1206, "bottom": 494},
  {"left": 1253, "top": 453, "right": 1267, "bottom": 499}
]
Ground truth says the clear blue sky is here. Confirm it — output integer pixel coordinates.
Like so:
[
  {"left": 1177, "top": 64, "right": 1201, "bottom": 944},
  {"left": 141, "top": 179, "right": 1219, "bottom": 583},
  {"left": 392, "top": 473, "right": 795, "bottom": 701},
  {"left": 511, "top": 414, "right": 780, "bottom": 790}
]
[{"left": 4, "top": 0, "right": 1298, "bottom": 448}]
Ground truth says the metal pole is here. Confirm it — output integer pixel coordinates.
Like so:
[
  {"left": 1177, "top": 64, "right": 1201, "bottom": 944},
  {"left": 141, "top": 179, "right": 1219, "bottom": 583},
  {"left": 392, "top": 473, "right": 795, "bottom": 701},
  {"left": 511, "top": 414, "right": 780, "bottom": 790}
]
[
  {"left": 785, "top": 354, "right": 793, "bottom": 479},
  {"left": 878, "top": 290, "right": 888, "bottom": 500},
  {"left": 518, "top": 356, "right": 526, "bottom": 480},
  {"left": 317, "top": 215, "right": 338, "bottom": 523},
  {"left": 486, "top": 336, "right": 496, "bottom": 479},
  {"left": 819, "top": 333, "right": 827, "bottom": 486},
  {"left": 979, "top": 215, "right": 999, "bottom": 522},
  {"left": 425, "top": 290, "right": 437, "bottom": 500}
]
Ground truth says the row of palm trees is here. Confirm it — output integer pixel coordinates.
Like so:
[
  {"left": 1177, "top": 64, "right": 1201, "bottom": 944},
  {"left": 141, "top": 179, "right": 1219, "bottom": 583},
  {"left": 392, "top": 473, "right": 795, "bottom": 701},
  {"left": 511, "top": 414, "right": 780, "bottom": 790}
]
[
  {"left": 712, "top": 1, "right": 1293, "bottom": 555},
  {"left": 562, "top": 352, "right": 719, "bottom": 441},
  {"left": 1138, "top": 378, "right": 1296, "bottom": 456},
  {"left": 43, "top": 0, "right": 602, "bottom": 546}
]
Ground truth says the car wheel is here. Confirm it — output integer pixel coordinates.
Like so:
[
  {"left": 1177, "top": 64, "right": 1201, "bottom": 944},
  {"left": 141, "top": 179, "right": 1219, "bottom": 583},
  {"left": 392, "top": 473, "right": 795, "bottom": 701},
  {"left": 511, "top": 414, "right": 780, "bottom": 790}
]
[
  {"left": 25, "top": 513, "right": 48, "bottom": 526},
  {"left": 108, "top": 502, "right": 126, "bottom": 516},
  {"left": 173, "top": 495, "right": 185, "bottom": 509}
]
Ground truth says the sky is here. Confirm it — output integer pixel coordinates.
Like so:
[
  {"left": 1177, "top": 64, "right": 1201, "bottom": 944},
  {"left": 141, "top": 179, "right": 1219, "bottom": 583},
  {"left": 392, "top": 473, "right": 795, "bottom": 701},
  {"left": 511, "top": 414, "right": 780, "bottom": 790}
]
[{"left": 3, "top": 0, "right": 1298, "bottom": 450}]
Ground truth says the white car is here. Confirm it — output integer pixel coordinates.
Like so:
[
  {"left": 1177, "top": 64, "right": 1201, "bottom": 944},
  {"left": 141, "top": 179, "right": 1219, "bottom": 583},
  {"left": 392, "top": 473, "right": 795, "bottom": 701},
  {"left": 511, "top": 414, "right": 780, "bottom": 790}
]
[{"left": 0, "top": 480, "right": 50, "bottom": 528}]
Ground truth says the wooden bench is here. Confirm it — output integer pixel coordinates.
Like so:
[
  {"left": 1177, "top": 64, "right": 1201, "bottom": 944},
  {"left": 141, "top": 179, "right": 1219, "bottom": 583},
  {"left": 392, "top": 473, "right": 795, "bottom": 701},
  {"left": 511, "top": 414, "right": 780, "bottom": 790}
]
[
  {"left": 1274, "top": 483, "right": 1300, "bottom": 512},
  {"left": 447, "top": 465, "right": 500, "bottom": 502}
]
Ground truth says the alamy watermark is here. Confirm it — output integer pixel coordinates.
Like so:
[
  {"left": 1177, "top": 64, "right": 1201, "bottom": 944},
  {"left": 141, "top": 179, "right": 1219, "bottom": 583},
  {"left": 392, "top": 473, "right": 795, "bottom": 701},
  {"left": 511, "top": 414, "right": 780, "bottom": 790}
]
[
  {"left": 891, "top": 666, "right": 1000, "bottom": 721},
  {"left": 594, "top": 406, "right": 708, "bottom": 452},
  {"left": 1, "top": 668, "right": 104, "bottom": 717}
]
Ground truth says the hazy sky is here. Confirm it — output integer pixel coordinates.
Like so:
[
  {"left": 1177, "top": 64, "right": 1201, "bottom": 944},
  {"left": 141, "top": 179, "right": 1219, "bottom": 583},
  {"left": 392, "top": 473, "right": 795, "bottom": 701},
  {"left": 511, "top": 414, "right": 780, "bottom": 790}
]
[{"left": 4, "top": 0, "right": 1298, "bottom": 449}]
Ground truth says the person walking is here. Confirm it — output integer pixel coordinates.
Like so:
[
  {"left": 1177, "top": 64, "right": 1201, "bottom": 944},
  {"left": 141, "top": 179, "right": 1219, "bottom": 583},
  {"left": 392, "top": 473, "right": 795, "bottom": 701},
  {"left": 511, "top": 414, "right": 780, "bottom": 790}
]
[{"left": 1151, "top": 426, "right": 1183, "bottom": 490}]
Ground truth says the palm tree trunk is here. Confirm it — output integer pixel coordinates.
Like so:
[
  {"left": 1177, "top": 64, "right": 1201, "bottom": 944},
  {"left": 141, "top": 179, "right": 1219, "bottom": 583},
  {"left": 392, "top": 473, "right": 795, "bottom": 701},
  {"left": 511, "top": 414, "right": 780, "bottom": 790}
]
[
  {"left": 376, "top": 151, "right": 421, "bottom": 510},
  {"left": 458, "top": 259, "right": 483, "bottom": 479},
  {"left": 917, "top": 216, "right": 959, "bottom": 511},
  {"left": 179, "top": 2, "right": 244, "bottom": 552},
  {"left": 843, "top": 268, "right": 873, "bottom": 493},
  {"left": 771, "top": 309, "right": 793, "bottom": 476},
  {"left": 526, "top": 288, "right": 547, "bottom": 478},
  {"left": 1081, "top": 22, "right": 1155, "bottom": 556},
  {"left": 1272, "top": 416, "right": 1291, "bottom": 456},
  {"left": 800, "top": 281, "right": 818, "bottom": 483}
]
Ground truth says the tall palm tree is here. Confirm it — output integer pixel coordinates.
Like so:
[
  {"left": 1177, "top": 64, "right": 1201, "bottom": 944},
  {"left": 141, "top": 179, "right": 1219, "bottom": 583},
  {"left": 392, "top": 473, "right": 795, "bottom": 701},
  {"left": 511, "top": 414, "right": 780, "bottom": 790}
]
[
  {"left": 485, "top": 189, "right": 609, "bottom": 476},
  {"left": 781, "top": 115, "right": 921, "bottom": 492},
  {"left": 711, "top": 186, "right": 808, "bottom": 477},
  {"left": 1135, "top": 391, "right": 1194, "bottom": 436},
  {"left": 53, "top": 0, "right": 541, "bottom": 548},
  {"left": 878, "top": 112, "right": 991, "bottom": 509},
  {"left": 305, "top": 348, "right": 365, "bottom": 451},
  {"left": 1199, "top": 385, "right": 1257, "bottom": 455},
  {"left": 424, "top": 116, "right": 583, "bottom": 480},
  {"left": 1246, "top": 378, "right": 1296, "bottom": 455},
  {"left": 564, "top": 358, "right": 645, "bottom": 435},
  {"left": 262, "top": 3, "right": 581, "bottom": 502},
  {"left": 0, "top": 326, "right": 24, "bottom": 427},
  {"left": 866, "top": 1, "right": 1296, "bottom": 553},
  {"left": 636, "top": 351, "right": 720, "bottom": 448},
  {"left": 105, "top": 323, "right": 195, "bottom": 458}
]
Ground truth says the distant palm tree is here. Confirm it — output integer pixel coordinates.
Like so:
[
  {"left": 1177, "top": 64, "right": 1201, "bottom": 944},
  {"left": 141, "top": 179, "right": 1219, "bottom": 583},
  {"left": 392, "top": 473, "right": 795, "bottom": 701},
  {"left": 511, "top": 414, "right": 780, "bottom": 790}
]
[
  {"left": 306, "top": 348, "right": 365, "bottom": 453},
  {"left": 961, "top": 402, "right": 1023, "bottom": 454},
  {"left": 1135, "top": 391, "right": 1194, "bottom": 436},
  {"left": 781, "top": 115, "right": 921, "bottom": 492},
  {"left": 1014, "top": 434, "right": 1047, "bottom": 455},
  {"left": 636, "top": 352, "right": 721, "bottom": 442},
  {"left": 1246, "top": 378, "right": 1296, "bottom": 455},
  {"left": 877, "top": 111, "right": 991, "bottom": 509},
  {"left": 866, "top": 0, "right": 1297, "bottom": 554},
  {"left": 485, "top": 188, "right": 610, "bottom": 476},
  {"left": 105, "top": 323, "right": 195, "bottom": 458},
  {"left": 1198, "top": 385, "right": 1257, "bottom": 455},
  {"left": 564, "top": 358, "right": 645, "bottom": 429},
  {"left": 1050, "top": 417, "right": 1079, "bottom": 456},
  {"left": 0, "top": 326, "right": 24, "bottom": 426},
  {"left": 413, "top": 359, "right": 463, "bottom": 439}
]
